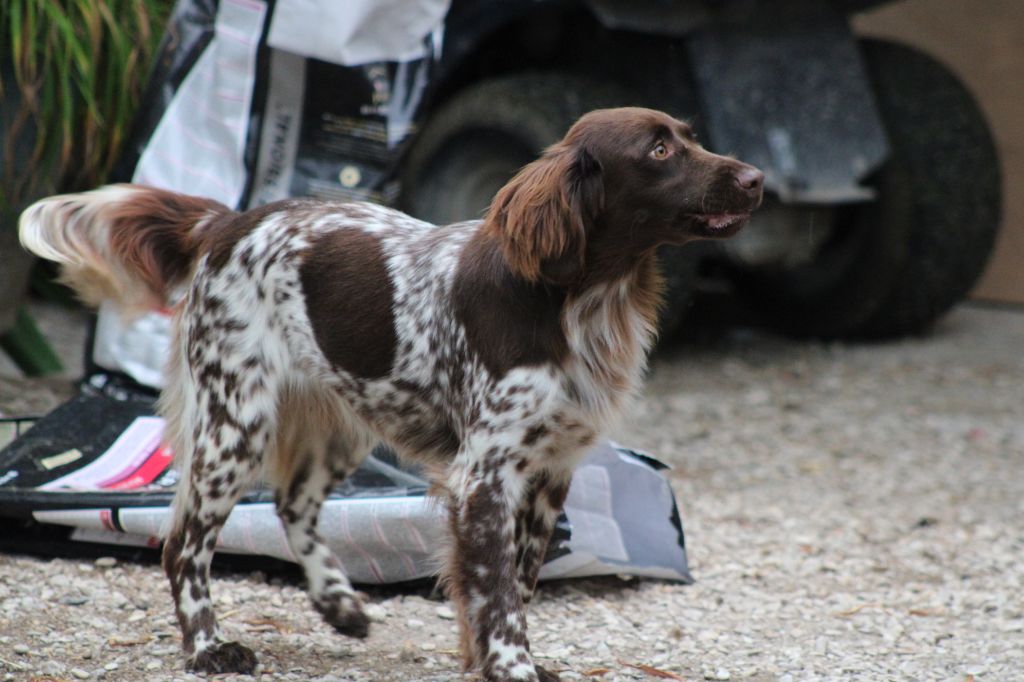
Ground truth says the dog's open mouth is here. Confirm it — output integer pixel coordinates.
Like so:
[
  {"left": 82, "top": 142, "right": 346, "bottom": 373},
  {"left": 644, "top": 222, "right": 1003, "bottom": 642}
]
[
  {"left": 688, "top": 212, "right": 751, "bottom": 237},
  {"left": 695, "top": 213, "right": 750, "bottom": 229}
]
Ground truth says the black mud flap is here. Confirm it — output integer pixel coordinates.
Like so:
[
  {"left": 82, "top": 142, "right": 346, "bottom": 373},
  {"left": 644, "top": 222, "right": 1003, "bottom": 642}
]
[{"left": 687, "top": 5, "right": 889, "bottom": 204}]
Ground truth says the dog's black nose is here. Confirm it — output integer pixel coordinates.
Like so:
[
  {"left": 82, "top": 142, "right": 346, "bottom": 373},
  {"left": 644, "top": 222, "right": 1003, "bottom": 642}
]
[{"left": 734, "top": 166, "right": 764, "bottom": 193}]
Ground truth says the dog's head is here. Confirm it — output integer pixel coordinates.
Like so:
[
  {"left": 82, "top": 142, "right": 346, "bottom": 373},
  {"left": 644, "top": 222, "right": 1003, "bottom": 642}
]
[{"left": 485, "top": 107, "right": 763, "bottom": 286}]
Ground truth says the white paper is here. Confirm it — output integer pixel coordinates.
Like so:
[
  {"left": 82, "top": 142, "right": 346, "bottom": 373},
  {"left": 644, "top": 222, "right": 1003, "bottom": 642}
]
[
  {"left": 133, "top": 0, "right": 267, "bottom": 208},
  {"left": 561, "top": 463, "right": 630, "bottom": 562},
  {"left": 31, "top": 437, "right": 689, "bottom": 584},
  {"left": 267, "top": 0, "right": 449, "bottom": 66},
  {"left": 92, "top": 303, "right": 172, "bottom": 389}
]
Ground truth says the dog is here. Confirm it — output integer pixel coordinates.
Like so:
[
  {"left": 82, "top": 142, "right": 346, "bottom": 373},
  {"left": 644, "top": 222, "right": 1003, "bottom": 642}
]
[{"left": 20, "top": 107, "right": 762, "bottom": 681}]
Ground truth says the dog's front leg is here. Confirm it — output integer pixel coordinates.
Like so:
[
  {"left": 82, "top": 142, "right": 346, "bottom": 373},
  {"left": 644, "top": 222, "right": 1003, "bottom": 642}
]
[
  {"left": 445, "top": 449, "right": 558, "bottom": 682},
  {"left": 514, "top": 469, "right": 572, "bottom": 604}
]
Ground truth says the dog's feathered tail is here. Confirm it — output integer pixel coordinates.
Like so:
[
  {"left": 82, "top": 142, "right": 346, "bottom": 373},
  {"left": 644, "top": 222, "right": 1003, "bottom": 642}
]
[
  {"left": 20, "top": 185, "right": 236, "bottom": 544},
  {"left": 19, "top": 184, "right": 234, "bottom": 314}
]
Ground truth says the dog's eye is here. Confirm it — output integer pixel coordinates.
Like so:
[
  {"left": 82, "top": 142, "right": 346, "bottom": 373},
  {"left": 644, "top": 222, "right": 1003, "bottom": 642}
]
[{"left": 651, "top": 142, "right": 670, "bottom": 160}]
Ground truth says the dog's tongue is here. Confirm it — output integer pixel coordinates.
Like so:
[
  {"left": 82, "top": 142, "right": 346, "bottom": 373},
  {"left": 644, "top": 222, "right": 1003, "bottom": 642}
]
[{"left": 706, "top": 214, "right": 738, "bottom": 229}]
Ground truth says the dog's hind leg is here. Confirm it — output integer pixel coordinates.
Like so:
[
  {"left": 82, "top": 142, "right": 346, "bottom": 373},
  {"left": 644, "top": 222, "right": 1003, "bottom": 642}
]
[
  {"left": 270, "top": 390, "right": 373, "bottom": 637},
  {"left": 161, "top": 370, "right": 277, "bottom": 674},
  {"left": 160, "top": 298, "right": 283, "bottom": 675}
]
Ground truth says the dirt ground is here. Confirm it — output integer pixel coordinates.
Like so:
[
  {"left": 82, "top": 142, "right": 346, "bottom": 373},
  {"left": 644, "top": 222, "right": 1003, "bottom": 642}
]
[{"left": 1, "top": 302, "right": 1022, "bottom": 681}]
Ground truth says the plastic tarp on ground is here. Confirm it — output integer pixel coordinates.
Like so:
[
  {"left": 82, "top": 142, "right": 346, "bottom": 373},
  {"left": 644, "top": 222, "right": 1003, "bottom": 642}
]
[{"left": 0, "top": 378, "right": 691, "bottom": 585}]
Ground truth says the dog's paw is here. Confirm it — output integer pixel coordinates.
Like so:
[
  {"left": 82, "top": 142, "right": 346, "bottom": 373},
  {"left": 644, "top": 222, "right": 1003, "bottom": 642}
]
[
  {"left": 483, "top": 664, "right": 561, "bottom": 682},
  {"left": 188, "top": 641, "right": 258, "bottom": 674},
  {"left": 328, "top": 606, "right": 371, "bottom": 638},
  {"left": 536, "top": 664, "right": 562, "bottom": 682},
  {"left": 314, "top": 593, "right": 371, "bottom": 638}
]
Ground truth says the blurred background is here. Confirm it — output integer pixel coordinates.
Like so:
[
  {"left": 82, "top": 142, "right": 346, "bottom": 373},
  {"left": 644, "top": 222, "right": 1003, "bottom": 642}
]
[
  {"left": 1, "top": 0, "right": 1021, "bottom": 375},
  {"left": 854, "top": 0, "right": 1022, "bottom": 305}
]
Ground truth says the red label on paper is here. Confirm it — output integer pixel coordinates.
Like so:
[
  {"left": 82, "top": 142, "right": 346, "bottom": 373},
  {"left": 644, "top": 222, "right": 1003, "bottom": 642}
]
[{"left": 104, "top": 445, "right": 175, "bottom": 491}]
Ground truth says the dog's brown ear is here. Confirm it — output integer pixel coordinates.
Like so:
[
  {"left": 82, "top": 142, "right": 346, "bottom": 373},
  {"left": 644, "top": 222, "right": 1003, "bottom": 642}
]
[{"left": 486, "top": 145, "right": 603, "bottom": 286}]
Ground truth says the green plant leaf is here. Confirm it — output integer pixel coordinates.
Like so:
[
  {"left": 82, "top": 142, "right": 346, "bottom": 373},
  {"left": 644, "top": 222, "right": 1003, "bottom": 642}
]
[{"left": 2, "top": 0, "right": 173, "bottom": 212}]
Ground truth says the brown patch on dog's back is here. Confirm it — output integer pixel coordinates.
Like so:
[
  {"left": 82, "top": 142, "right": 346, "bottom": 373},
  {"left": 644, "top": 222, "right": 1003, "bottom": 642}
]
[{"left": 300, "top": 228, "right": 397, "bottom": 379}]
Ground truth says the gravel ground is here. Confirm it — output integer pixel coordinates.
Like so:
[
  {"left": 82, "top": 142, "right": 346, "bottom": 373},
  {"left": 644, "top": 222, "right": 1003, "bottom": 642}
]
[{"left": 1, "top": 302, "right": 1022, "bottom": 681}]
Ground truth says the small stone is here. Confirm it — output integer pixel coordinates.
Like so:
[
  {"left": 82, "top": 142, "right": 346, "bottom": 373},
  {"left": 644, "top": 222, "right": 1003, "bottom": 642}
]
[
  {"left": 419, "top": 642, "right": 436, "bottom": 651},
  {"left": 398, "top": 643, "right": 418, "bottom": 663},
  {"left": 39, "top": 661, "right": 64, "bottom": 676},
  {"left": 364, "top": 604, "right": 387, "bottom": 622},
  {"left": 145, "top": 660, "right": 161, "bottom": 671},
  {"left": 70, "top": 668, "right": 91, "bottom": 680},
  {"left": 715, "top": 669, "right": 731, "bottom": 681},
  {"left": 94, "top": 557, "right": 117, "bottom": 568},
  {"left": 12, "top": 644, "right": 29, "bottom": 655},
  {"left": 406, "top": 618, "right": 425, "bottom": 628},
  {"left": 104, "top": 663, "right": 118, "bottom": 671},
  {"left": 744, "top": 387, "right": 772, "bottom": 405},
  {"left": 435, "top": 606, "right": 455, "bottom": 620}
]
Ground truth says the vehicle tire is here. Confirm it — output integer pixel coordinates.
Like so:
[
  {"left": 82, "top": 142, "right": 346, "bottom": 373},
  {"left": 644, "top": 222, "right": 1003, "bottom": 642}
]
[
  {"left": 399, "top": 72, "right": 696, "bottom": 339},
  {"left": 729, "top": 38, "right": 1001, "bottom": 339}
]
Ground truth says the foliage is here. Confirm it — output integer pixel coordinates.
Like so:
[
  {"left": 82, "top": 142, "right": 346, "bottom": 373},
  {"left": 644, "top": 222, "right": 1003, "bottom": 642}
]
[{"left": 0, "top": 0, "right": 172, "bottom": 212}]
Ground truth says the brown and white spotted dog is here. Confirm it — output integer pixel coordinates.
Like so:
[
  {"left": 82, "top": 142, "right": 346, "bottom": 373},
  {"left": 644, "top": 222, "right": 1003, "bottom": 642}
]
[{"left": 20, "top": 107, "right": 762, "bottom": 681}]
